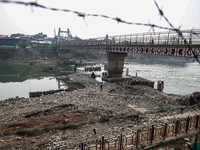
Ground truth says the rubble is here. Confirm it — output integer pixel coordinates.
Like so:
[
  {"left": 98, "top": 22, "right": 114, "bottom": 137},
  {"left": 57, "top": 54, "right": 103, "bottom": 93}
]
[
  {"left": 0, "top": 74, "right": 199, "bottom": 149},
  {"left": 178, "top": 92, "right": 200, "bottom": 105}
]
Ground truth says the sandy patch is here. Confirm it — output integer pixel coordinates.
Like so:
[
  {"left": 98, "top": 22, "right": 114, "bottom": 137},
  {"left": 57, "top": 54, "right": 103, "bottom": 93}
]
[{"left": 127, "top": 104, "right": 147, "bottom": 113}]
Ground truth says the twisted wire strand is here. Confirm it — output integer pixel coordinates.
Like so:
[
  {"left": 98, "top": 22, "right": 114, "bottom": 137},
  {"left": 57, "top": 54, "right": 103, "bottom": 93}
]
[
  {"left": 0, "top": 0, "right": 179, "bottom": 31},
  {"left": 154, "top": 0, "right": 200, "bottom": 63},
  {"left": 0, "top": 0, "right": 199, "bottom": 63}
]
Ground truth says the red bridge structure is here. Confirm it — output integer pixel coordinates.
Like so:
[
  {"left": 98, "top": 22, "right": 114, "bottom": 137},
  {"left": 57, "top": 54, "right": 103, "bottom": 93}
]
[{"left": 59, "top": 29, "right": 200, "bottom": 79}]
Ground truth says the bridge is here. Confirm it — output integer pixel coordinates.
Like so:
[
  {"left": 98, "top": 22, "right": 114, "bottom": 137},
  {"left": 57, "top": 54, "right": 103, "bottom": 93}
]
[{"left": 58, "top": 29, "right": 200, "bottom": 79}]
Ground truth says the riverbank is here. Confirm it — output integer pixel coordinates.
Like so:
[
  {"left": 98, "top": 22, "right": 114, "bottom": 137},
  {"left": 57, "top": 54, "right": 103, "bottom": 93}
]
[
  {"left": 0, "top": 73, "right": 200, "bottom": 149},
  {"left": 0, "top": 46, "right": 106, "bottom": 67}
]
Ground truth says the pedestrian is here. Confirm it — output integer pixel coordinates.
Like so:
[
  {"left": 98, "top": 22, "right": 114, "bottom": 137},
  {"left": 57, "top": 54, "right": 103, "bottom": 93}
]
[
  {"left": 74, "top": 66, "right": 77, "bottom": 72},
  {"left": 93, "top": 129, "right": 96, "bottom": 135},
  {"left": 91, "top": 72, "right": 96, "bottom": 79},
  {"left": 100, "top": 83, "right": 103, "bottom": 91}
]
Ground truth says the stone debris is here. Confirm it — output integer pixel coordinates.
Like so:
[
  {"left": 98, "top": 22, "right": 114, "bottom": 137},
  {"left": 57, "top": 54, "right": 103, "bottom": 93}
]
[
  {"left": 177, "top": 92, "right": 200, "bottom": 105},
  {"left": 0, "top": 74, "right": 199, "bottom": 149}
]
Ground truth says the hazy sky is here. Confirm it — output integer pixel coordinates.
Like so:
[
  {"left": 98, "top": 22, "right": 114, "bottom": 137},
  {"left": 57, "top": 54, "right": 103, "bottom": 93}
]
[{"left": 0, "top": 0, "right": 200, "bottom": 39}]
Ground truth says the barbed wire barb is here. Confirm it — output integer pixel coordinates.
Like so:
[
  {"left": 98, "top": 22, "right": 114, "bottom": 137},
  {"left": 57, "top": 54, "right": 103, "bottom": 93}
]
[
  {"left": 0, "top": 0, "right": 199, "bottom": 63},
  {"left": 0, "top": 0, "right": 172, "bottom": 30},
  {"left": 154, "top": 0, "right": 200, "bottom": 63}
]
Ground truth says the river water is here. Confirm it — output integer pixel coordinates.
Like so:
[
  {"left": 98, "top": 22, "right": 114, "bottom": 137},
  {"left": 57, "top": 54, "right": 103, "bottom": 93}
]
[
  {"left": 0, "top": 61, "right": 199, "bottom": 100},
  {"left": 0, "top": 77, "right": 60, "bottom": 100},
  {"left": 0, "top": 64, "right": 72, "bottom": 100},
  {"left": 124, "top": 61, "right": 200, "bottom": 95},
  {"left": 78, "top": 61, "right": 200, "bottom": 96}
]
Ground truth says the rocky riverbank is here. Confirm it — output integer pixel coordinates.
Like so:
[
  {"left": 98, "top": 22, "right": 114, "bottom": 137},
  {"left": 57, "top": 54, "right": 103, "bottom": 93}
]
[
  {"left": 0, "top": 74, "right": 200, "bottom": 149},
  {"left": 0, "top": 46, "right": 106, "bottom": 67}
]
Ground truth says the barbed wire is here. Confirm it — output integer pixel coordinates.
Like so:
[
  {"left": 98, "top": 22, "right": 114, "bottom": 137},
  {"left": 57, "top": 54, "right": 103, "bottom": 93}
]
[
  {"left": 0, "top": 0, "right": 199, "bottom": 63},
  {"left": 0, "top": 0, "right": 180, "bottom": 31},
  {"left": 0, "top": 1, "right": 199, "bottom": 149},
  {"left": 154, "top": 0, "right": 200, "bottom": 63}
]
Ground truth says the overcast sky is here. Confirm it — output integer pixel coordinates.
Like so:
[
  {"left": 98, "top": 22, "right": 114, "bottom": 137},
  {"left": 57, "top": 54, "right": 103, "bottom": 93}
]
[{"left": 0, "top": 0, "right": 200, "bottom": 39}]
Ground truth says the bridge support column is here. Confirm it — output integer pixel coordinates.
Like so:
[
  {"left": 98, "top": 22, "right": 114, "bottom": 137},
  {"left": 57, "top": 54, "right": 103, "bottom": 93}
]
[
  {"left": 107, "top": 52, "right": 127, "bottom": 78},
  {"left": 57, "top": 49, "right": 72, "bottom": 59}
]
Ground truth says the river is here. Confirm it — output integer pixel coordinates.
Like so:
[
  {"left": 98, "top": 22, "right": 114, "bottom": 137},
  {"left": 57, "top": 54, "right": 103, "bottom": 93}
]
[
  {"left": 78, "top": 61, "right": 200, "bottom": 95},
  {"left": 0, "top": 64, "right": 73, "bottom": 100},
  {"left": 124, "top": 61, "right": 200, "bottom": 95},
  {"left": 0, "top": 61, "right": 200, "bottom": 100}
]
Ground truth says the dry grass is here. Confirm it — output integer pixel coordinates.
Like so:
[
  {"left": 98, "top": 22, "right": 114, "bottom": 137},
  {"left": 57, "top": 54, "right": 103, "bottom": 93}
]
[
  {"left": 0, "top": 140, "right": 32, "bottom": 150},
  {"left": 1, "top": 110, "right": 91, "bottom": 136}
]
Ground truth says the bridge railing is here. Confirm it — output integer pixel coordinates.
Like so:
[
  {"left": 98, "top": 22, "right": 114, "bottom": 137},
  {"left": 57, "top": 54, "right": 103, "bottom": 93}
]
[{"left": 62, "top": 29, "right": 200, "bottom": 46}]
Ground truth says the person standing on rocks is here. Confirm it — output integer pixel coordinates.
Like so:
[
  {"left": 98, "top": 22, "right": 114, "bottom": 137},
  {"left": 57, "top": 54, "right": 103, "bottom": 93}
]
[
  {"left": 91, "top": 72, "right": 96, "bottom": 79},
  {"left": 100, "top": 83, "right": 103, "bottom": 91}
]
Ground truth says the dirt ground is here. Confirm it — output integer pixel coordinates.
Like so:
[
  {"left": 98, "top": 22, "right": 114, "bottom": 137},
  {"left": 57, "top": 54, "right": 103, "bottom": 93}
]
[{"left": 0, "top": 74, "right": 200, "bottom": 149}]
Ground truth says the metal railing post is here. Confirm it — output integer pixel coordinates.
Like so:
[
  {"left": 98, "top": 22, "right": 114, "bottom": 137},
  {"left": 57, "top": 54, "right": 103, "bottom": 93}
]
[
  {"left": 136, "top": 34, "right": 138, "bottom": 44},
  {"left": 167, "top": 29, "right": 170, "bottom": 44},
  {"left": 142, "top": 34, "right": 144, "bottom": 44},
  {"left": 96, "top": 140, "right": 98, "bottom": 150},
  {"left": 158, "top": 33, "right": 160, "bottom": 45},
  {"left": 189, "top": 29, "right": 193, "bottom": 44},
  {"left": 186, "top": 116, "right": 190, "bottom": 133},
  {"left": 136, "top": 130, "right": 140, "bottom": 147},
  {"left": 119, "top": 134, "right": 123, "bottom": 150},
  {"left": 177, "top": 34, "right": 179, "bottom": 44},
  {"left": 149, "top": 33, "right": 152, "bottom": 44},
  {"left": 101, "top": 136, "right": 104, "bottom": 150},
  {"left": 175, "top": 120, "right": 179, "bottom": 136},
  {"left": 163, "top": 123, "right": 167, "bottom": 140},
  {"left": 196, "top": 115, "right": 199, "bottom": 130},
  {"left": 150, "top": 125, "right": 154, "bottom": 143},
  {"left": 80, "top": 143, "right": 84, "bottom": 150}
]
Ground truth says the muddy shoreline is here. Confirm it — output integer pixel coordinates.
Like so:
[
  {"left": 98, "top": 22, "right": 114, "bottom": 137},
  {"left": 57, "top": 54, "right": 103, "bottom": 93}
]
[{"left": 0, "top": 73, "right": 200, "bottom": 149}]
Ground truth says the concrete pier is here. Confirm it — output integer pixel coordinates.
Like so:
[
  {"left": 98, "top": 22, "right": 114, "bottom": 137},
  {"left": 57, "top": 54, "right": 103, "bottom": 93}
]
[
  {"left": 57, "top": 49, "right": 72, "bottom": 59},
  {"left": 106, "top": 52, "right": 127, "bottom": 78}
]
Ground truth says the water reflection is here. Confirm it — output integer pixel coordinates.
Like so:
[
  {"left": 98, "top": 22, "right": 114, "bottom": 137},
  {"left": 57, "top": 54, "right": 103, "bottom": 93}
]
[
  {"left": 0, "top": 74, "right": 19, "bottom": 82},
  {"left": 0, "top": 64, "right": 73, "bottom": 83},
  {"left": 0, "top": 64, "right": 72, "bottom": 100},
  {"left": 0, "top": 77, "right": 61, "bottom": 100}
]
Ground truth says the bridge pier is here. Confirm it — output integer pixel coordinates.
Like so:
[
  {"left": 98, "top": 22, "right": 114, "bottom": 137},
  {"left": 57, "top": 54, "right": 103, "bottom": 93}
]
[
  {"left": 106, "top": 52, "right": 127, "bottom": 78},
  {"left": 57, "top": 49, "right": 72, "bottom": 59}
]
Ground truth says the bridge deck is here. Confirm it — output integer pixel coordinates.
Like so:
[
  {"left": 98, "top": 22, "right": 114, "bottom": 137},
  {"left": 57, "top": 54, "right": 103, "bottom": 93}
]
[
  {"left": 58, "top": 29, "right": 200, "bottom": 58},
  {"left": 64, "top": 44, "right": 200, "bottom": 58}
]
